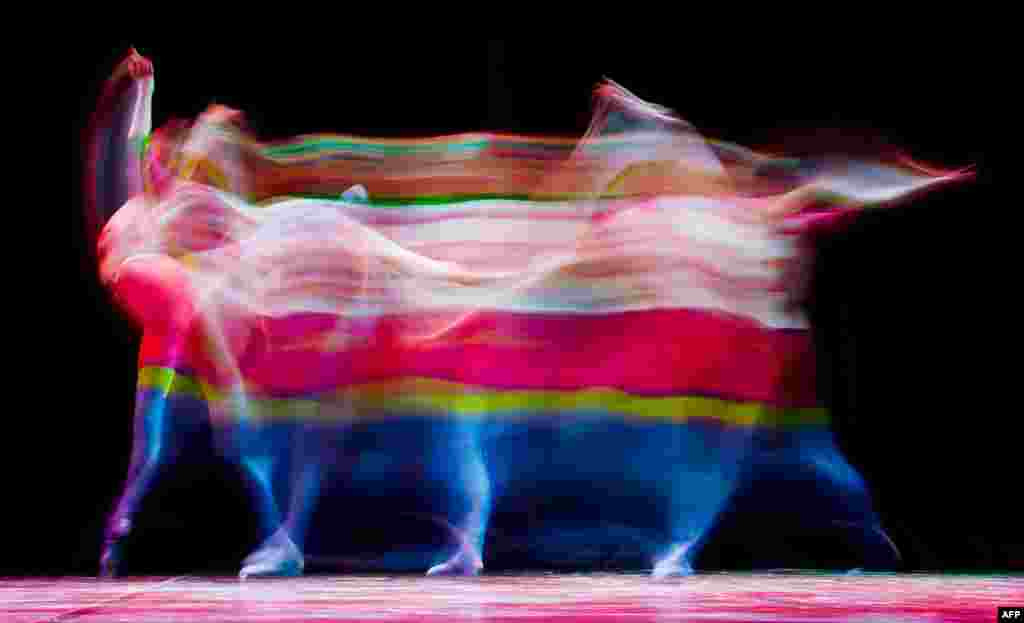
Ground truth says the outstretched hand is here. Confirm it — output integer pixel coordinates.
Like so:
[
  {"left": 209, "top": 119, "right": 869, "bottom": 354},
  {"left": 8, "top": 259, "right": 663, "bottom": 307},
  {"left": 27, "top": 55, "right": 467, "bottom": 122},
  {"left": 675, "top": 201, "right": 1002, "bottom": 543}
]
[{"left": 114, "top": 47, "right": 153, "bottom": 82}]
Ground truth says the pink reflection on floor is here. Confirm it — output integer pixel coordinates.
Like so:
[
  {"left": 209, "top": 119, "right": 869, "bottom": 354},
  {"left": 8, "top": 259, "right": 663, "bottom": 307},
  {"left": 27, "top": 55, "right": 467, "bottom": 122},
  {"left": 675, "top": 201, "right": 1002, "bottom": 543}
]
[{"left": 3, "top": 573, "right": 1020, "bottom": 622}]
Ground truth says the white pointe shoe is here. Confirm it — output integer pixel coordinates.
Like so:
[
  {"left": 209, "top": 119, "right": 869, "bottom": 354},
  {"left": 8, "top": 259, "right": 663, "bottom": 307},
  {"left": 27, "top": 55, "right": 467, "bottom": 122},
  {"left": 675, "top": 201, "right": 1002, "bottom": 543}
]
[
  {"left": 651, "top": 542, "right": 695, "bottom": 579},
  {"left": 426, "top": 548, "right": 484, "bottom": 577},
  {"left": 239, "top": 530, "right": 304, "bottom": 579}
]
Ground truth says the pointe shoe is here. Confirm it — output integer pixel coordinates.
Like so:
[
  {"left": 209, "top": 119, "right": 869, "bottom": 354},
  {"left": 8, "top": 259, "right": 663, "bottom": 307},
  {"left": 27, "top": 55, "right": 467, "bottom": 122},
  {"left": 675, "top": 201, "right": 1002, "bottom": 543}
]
[
  {"left": 99, "top": 540, "right": 123, "bottom": 578},
  {"left": 99, "top": 517, "right": 133, "bottom": 578},
  {"left": 242, "top": 528, "right": 296, "bottom": 566},
  {"left": 239, "top": 530, "right": 304, "bottom": 579},
  {"left": 426, "top": 549, "right": 484, "bottom": 577},
  {"left": 651, "top": 542, "right": 695, "bottom": 579}
]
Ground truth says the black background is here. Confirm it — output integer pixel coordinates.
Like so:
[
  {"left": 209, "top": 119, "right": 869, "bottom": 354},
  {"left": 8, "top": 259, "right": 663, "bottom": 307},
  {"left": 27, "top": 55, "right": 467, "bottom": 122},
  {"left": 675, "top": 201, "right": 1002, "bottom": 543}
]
[{"left": 49, "top": 35, "right": 1010, "bottom": 577}]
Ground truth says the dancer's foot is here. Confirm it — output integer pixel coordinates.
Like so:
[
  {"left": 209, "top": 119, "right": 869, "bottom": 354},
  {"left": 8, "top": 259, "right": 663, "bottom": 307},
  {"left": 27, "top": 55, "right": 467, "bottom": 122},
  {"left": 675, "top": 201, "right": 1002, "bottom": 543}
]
[
  {"left": 99, "top": 516, "right": 133, "bottom": 578},
  {"left": 426, "top": 548, "right": 483, "bottom": 577},
  {"left": 99, "top": 539, "right": 123, "bottom": 578},
  {"left": 239, "top": 530, "right": 304, "bottom": 579},
  {"left": 651, "top": 541, "right": 695, "bottom": 578}
]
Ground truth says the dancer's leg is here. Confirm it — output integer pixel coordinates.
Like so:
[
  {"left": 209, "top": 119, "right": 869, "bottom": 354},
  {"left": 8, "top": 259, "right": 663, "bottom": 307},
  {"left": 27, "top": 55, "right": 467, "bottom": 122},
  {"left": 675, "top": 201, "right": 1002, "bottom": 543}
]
[{"left": 427, "top": 420, "right": 491, "bottom": 576}]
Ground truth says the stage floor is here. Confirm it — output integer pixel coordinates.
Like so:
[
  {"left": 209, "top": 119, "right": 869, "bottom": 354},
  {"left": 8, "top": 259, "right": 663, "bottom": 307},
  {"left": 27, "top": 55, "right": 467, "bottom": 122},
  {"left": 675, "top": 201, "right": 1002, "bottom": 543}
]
[{"left": 4, "top": 573, "right": 1020, "bottom": 622}]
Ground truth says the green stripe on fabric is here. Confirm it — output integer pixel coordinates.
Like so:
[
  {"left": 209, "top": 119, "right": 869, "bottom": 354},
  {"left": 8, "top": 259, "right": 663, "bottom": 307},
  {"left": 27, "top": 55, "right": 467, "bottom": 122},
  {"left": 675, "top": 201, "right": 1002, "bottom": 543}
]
[{"left": 137, "top": 366, "right": 828, "bottom": 428}]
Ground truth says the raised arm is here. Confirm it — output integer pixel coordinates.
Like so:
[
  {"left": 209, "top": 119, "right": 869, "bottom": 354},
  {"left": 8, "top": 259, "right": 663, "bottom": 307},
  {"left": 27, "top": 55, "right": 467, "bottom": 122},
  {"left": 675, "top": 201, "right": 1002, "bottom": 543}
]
[{"left": 84, "top": 48, "right": 154, "bottom": 248}]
